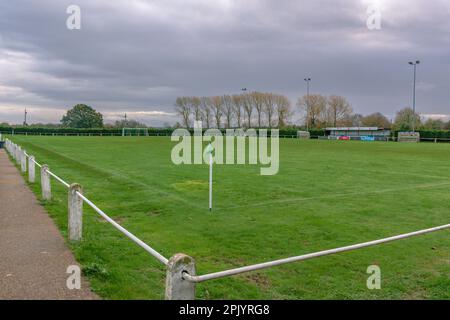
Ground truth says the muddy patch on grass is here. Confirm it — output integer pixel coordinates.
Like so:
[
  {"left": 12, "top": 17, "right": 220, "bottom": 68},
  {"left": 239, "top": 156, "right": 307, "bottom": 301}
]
[
  {"left": 96, "top": 216, "right": 127, "bottom": 224},
  {"left": 146, "top": 210, "right": 162, "bottom": 217},
  {"left": 240, "top": 272, "right": 272, "bottom": 290}
]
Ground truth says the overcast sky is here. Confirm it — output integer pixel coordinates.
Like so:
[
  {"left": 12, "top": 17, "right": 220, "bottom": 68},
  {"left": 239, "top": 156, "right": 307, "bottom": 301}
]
[{"left": 0, "top": 0, "right": 449, "bottom": 126}]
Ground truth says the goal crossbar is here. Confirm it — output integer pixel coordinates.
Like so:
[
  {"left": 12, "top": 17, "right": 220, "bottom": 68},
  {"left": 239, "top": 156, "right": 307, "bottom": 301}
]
[{"left": 122, "top": 127, "right": 149, "bottom": 136}]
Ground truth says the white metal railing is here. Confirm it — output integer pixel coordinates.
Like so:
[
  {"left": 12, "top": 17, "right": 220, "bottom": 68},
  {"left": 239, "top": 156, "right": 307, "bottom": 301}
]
[
  {"left": 46, "top": 169, "right": 71, "bottom": 188},
  {"left": 3, "top": 138, "right": 450, "bottom": 300},
  {"left": 75, "top": 191, "right": 168, "bottom": 265},
  {"left": 4, "top": 139, "right": 168, "bottom": 266},
  {"left": 182, "top": 223, "right": 450, "bottom": 283},
  {"left": 24, "top": 151, "right": 42, "bottom": 168}
]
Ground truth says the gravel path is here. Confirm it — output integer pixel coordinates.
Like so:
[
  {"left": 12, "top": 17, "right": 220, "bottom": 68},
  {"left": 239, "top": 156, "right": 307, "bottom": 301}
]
[{"left": 0, "top": 149, "right": 98, "bottom": 299}]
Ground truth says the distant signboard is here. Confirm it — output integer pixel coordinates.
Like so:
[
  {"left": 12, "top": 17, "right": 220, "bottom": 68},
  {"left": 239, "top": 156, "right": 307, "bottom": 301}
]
[
  {"left": 361, "top": 136, "right": 375, "bottom": 141},
  {"left": 338, "top": 136, "right": 351, "bottom": 140}
]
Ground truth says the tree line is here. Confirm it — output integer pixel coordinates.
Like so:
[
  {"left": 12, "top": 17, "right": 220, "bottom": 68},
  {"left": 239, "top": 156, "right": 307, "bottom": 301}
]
[
  {"left": 175, "top": 93, "right": 292, "bottom": 129},
  {"left": 174, "top": 92, "right": 356, "bottom": 129},
  {"left": 3, "top": 100, "right": 448, "bottom": 131},
  {"left": 175, "top": 92, "right": 450, "bottom": 131}
]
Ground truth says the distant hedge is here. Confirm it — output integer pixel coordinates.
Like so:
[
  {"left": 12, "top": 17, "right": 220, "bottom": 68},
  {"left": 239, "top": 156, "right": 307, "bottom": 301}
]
[
  {"left": 0, "top": 126, "right": 118, "bottom": 134},
  {"left": 413, "top": 130, "right": 450, "bottom": 139},
  {"left": 0, "top": 126, "right": 172, "bottom": 135},
  {"left": 389, "top": 130, "right": 450, "bottom": 139},
  {"left": 0, "top": 126, "right": 326, "bottom": 137},
  {"left": 1, "top": 126, "right": 448, "bottom": 138}
]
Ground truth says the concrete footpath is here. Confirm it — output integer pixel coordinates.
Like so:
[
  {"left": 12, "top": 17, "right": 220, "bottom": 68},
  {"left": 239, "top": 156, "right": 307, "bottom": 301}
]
[{"left": 0, "top": 149, "right": 98, "bottom": 299}]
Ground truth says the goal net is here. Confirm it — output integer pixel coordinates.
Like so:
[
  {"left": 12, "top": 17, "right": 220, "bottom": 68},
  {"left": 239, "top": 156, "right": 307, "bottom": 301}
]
[{"left": 122, "top": 128, "right": 149, "bottom": 136}]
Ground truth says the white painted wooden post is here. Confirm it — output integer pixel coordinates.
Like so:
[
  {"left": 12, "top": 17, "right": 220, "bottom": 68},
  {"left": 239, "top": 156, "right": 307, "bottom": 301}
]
[
  {"left": 20, "top": 150, "right": 27, "bottom": 173},
  {"left": 165, "top": 253, "right": 196, "bottom": 300},
  {"left": 28, "top": 156, "right": 35, "bottom": 183},
  {"left": 41, "top": 165, "right": 51, "bottom": 201},
  {"left": 68, "top": 183, "right": 83, "bottom": 241}
]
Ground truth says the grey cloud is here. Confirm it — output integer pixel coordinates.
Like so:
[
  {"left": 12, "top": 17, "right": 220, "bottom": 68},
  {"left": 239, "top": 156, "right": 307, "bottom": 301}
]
[{"left": 0, "top": 0, "right": 449, "bottom": 126}]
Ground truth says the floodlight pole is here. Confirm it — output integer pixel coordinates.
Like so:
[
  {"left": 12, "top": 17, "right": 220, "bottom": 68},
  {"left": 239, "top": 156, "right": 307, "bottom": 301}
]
[
  {"left": 24, "top": 108, "right": 28, "bottom": 126},
  {"left": 408, "top": 60, "right": 420, "bottom": 132},
  {"left": 304, "top": 78, "right": 311, "bottom": 131}
]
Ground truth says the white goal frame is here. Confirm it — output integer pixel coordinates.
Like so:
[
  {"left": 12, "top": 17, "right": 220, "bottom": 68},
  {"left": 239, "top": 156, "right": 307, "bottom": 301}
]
[{"left": 122, "top": 127, "right": 149, "bottom": 136}]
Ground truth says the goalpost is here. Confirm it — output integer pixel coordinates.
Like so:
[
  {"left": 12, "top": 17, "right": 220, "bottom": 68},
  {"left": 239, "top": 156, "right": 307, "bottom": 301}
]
[{"left": 122, "top": 128, "right": 149, "bottom": 137}]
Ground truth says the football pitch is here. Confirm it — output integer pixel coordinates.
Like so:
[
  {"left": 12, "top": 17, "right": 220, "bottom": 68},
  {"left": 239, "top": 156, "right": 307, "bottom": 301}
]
[{"left": 8, "top": 136, "right": 450, "bottom": 299}]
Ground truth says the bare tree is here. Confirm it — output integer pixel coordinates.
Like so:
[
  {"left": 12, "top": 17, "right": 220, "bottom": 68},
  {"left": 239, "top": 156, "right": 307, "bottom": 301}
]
[
  {"left": 263, "top": 93, "right": 276, "bottom": 128},
  {"left": 361, "top": 112, "right": 391, "bottom": 128},
  {"left": 423, "top": 118, "right": 445, "bottom": 130},
  {"left": 339, "top": 113, "right": 358, "bottom": 126},
  {"left": 200, "top": 96, "right": 212, "bottom": 129},
  {"left": 274, "top": 94, "right": 292, "bottom": 128},
  {"left": 250, "top": 91, "right": 265, "bottom": 128},
  {"left": 175, "top": 97, "right": 191, "bottom": 128},
  {"left": 231, "top": 94, "right": 243, "bottom": 128},
  {"left": 242, "top": 93, "right": 253, "bottom": 128},
  {"left": 211, "top": 96, "right": 223, "bottom": 128},
  {"left": 327, "top": 95, "right": 353, "bottom": 127},
  {"left": 297, "top": 94, "right": 327, "bottom": 128},
  {"left": 222, "top": 95, "right": 234, "bottom": 129},
  {"left": 190, "top": 96, "right": 202, "bottom": 122}
]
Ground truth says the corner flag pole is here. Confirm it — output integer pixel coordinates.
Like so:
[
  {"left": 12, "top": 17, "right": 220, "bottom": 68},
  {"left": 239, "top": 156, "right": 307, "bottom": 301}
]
[
  {"left": 204, "top": 143, "right": 214, "bottom": 211},
  {"left": 209, "top": 151, "right": 213, "bottom": 211}
]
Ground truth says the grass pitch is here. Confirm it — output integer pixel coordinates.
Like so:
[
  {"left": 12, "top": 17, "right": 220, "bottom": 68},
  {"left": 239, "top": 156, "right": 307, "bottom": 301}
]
[{"left": 8, "top": 136, "right": 450, "bottom": 299}]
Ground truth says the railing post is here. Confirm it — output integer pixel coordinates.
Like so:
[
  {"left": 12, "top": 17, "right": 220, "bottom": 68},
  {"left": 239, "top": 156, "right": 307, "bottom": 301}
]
[
  {"left": 21, "top": 150, "right": 27, "bottom": 173},
  {"left": 28, "top": 156, "right": 35, "bottom": 183},
  {"left": 165, "top": 253, "right": 196, "bottom": 300},
  {"left": 68, "top": 183, "right": 83, "bottom": 241},
  {"left": 41, "top": 165, "right": 51, "bottom": 201}
]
